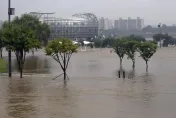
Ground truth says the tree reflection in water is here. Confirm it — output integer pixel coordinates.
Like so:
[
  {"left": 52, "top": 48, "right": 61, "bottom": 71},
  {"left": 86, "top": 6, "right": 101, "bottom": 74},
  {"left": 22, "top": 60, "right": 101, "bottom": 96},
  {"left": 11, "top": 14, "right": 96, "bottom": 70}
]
[{"left": 13, "top": 56, "right": 50, "bottom": 74}]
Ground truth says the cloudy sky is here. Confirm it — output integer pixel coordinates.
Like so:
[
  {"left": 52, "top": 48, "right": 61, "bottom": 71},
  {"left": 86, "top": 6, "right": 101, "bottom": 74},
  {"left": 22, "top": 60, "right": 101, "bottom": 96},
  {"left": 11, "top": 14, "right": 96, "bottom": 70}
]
[{"left": 0, "top": 0, "right": 176, "bottom": 25}]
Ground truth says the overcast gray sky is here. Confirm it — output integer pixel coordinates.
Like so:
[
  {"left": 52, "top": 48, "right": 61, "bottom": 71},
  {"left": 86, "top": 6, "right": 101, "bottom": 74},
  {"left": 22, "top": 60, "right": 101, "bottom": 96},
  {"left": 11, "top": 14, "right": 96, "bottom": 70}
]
[{"left": 0, "top": 0, "right": 176, "bottom": 25}]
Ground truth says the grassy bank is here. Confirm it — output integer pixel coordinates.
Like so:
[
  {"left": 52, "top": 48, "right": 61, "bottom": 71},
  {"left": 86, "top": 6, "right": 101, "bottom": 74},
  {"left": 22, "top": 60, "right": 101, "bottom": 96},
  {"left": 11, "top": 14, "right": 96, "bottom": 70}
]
[{"left": 0, "top": 58, "right": 8, "bottom": 73}]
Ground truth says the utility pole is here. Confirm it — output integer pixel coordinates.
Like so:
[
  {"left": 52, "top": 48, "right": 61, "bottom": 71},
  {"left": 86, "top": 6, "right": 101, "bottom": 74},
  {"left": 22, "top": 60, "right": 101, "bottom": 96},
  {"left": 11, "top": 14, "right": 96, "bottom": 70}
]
[
  {"left": 8, "top": 0, "right": 15, "bottom": 77},
  {"left": 8, "top": 0, "right": 12, "bottom": 77}
]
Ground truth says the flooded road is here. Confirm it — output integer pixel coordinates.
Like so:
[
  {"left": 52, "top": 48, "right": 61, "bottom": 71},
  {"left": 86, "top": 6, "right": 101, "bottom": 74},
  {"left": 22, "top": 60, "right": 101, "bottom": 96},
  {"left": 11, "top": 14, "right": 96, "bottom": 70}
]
[{"left": 1, "top": 48, "right": 176, "bottom": 118}]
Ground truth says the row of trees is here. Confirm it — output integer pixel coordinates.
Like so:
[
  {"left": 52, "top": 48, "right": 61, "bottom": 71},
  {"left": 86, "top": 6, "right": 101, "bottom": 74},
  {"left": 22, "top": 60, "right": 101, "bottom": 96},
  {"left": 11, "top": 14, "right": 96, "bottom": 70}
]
[
  {"left": 0, "top": 14, "right": 51, "bottom": 78},
  {"left": 113, "top": 38, "right": 157, "bottom": 70},
  {"left": 94, "top": 35, "right": 146, "bottom": 48},
  {"left": 44, "top": 37, "right": 157, "bottom": 81}
]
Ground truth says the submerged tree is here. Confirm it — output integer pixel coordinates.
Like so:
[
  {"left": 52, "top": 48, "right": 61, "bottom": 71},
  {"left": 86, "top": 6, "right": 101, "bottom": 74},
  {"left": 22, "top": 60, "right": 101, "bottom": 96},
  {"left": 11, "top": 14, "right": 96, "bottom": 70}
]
[
  {"left": 113, "top": 39, "right": 126, "bottom": 66},
  {"left": 45, "top": 38, "right": 78, "bottom": 80},
  {"left": 125, "top": 40, "right": 139, "bottom": 68},
  {"left": 138, "top": 42, "right": 157, "bottom": 71},
  {"left": 1, "top": 16, "right": 41, "bottom": 78}
]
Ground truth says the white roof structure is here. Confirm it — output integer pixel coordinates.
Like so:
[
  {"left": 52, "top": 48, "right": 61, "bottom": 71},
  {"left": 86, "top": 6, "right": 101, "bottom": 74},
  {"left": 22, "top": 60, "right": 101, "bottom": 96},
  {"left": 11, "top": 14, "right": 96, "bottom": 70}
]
[{"left": 83, "top": 41, "right": 91, "bottom": 45}]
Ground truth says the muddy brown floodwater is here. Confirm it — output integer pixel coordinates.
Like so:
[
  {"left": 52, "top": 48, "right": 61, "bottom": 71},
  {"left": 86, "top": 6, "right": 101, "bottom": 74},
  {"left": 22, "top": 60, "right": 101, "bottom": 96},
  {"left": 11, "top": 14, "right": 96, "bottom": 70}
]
[{"left": 1, "top": 48, "right": 176, "bottom": 118}]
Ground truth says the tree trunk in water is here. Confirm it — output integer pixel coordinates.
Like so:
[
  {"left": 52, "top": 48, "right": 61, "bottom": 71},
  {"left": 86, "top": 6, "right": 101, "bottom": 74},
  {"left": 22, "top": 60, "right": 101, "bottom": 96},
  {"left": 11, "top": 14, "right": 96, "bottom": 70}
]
[
  {"left": 20, "top": 50, "right": 24, "bottom": 78},
  {"left": 32, "top": 49, "right": 34, "bottom": 56},
  {"left": 64, "top": 69, "right": 66, "bottom": 80},
  {"left": 63, "top": 54, "right": 66, "bottom": 80},
  {"left": 0, "top": 51, "right": 2, "bottom": 58},
  {"left": 146, "top": 61, "right": 148, "bottom": 72},
  {"left": 0, "top": 48, "right": 2, "bottom": 58},
  {"left": 120, "top": 58, "right": 122, "bottom": 67},
  {"left": 20, "top": 67, "right": 23, "bottom": 78},
  {"left": 132, "top": 60, "right": 135, "bottom": 69}
]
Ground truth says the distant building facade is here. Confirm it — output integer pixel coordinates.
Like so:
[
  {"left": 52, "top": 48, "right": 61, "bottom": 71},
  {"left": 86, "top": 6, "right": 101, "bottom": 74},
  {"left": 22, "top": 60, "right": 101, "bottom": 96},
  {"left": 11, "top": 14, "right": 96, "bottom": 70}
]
[
  {"left": 98, "top": 17, "right": 105, "bottom": 31},
  {"left": 118, "top": 18, "right": 128, "bottom": 30},
  {"left": 114, "top": 17, "right": 144, "bottom": 31},
  {"left": 41, "top": 14, "right": 99, "bottom": 40},
  {"left": 99, "top": 18, "right": 114, "bottom": 30},
  {"left": 104, "top": 18, "right": 110, "bottom": 30},
  {"left": 46, "top": 18, "right": 98, "bottom": 40},
  {"left": 114, "top": 20, "right": 118, "bottom": 29},
  {"left": 108, "top": 19, "right": 114, "bottom": 29}
]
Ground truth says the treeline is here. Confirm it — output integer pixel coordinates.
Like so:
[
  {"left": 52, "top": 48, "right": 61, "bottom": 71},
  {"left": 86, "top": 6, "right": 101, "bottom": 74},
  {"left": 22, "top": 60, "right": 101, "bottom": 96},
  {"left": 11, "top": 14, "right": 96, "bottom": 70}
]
[
  {"left": 88, "top": 35, "right": 158, "bottom": 70},
  {"left": 93, "top": 35, "right": 153, "bottom": 48},
  {"left": 143, "top": 25, "right": 176, "bottom": 33},
  {"left": 153, "top": 33, "right": 176, "bottom": 47}
]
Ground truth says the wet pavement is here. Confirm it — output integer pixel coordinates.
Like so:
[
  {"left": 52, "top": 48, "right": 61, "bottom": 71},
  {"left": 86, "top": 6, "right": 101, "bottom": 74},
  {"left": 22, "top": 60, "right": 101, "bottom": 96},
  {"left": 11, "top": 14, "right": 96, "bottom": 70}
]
[{"left": 0, "top": 48, "right": 176, "bottom": 118}]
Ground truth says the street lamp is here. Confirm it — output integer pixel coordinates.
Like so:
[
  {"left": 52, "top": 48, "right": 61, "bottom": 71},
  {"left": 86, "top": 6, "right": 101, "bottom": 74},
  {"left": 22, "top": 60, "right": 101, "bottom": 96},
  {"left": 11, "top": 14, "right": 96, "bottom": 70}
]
[
  {"left": 158, "top": 23, "right": 162, "bottom": 48},
  {"left": 8, "top": 0, "right": 15, "bottom": 77}
]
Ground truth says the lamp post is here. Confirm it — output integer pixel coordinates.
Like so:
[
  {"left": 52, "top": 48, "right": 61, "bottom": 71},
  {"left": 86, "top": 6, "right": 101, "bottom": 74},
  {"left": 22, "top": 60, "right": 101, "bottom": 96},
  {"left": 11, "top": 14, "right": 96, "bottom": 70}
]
[
  {"left": 8, "top": 0, "right": 12, "bottom": 77},
  {"left": 158, "top": 23, "right": 162, "bottom": 48},
  {"left": 8, "top": 0, "right": 15, "bottom": 77}
]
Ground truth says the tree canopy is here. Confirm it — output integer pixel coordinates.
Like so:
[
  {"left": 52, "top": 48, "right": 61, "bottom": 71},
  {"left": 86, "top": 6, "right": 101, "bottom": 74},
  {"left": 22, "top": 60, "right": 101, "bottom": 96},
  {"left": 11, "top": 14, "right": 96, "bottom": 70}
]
[
  {"left": 11, "top": 14, "right": 51, "bottom": 46},
  {"left": 124, "top": 40, "right": 139, "bottom": 68},
  {"left": 45, "top": 38, "right": 78, "bottom": 80},
  {"left": 113, "top": 39, "right": 127, "bottom": 66},
  {"left": 138, "top": 41, "right": 157, "bottom": 70}
]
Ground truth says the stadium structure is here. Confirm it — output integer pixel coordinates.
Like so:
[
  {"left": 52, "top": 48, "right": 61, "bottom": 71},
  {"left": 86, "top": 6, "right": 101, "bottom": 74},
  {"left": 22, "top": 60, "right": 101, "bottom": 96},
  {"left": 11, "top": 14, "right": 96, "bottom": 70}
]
[{"left": 29, "top": 12, "right": 99, "bottom": 40}]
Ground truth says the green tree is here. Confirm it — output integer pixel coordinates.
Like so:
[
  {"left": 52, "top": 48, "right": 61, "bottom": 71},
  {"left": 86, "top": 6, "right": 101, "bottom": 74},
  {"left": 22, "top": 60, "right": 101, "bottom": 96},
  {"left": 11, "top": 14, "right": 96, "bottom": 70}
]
[
  {"left": 102, "top": 37, "right": 116, "bottom": 47},
  {"left": 45, "top": 38, "right": 78, "bottom": 80},
  {"left": 1, "top": 17, "right": 41, "bottom": 78},
  {"left": 38, "top": 23, "right": 51, "bottom": 46},
  {"left": 113, "top": 39, "right": 126, "bottom": 66},
  {"left": 13, "top": 14, "right": 51, "bottom": 46},
  {"left": 125, "top": 40, "right": 139, "bottom": 68},
  {"left": 138, "top": 42, "right": 157, "bottom": 71},
  {"left": 0, "top": 29, "right": 4, "bottom": 58},
  {"left": 153, "top": 33, "right": 173, "bottom": 47},
  {"left": 94, "top": 39, "right": 102, "bottom": 48}
]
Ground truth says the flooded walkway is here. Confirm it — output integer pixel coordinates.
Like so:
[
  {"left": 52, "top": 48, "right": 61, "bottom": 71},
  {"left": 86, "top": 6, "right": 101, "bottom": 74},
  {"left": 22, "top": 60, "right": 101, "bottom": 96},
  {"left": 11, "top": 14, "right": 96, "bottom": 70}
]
[{"left": 0, "top": 48, "right": 176, "bottom": 118}]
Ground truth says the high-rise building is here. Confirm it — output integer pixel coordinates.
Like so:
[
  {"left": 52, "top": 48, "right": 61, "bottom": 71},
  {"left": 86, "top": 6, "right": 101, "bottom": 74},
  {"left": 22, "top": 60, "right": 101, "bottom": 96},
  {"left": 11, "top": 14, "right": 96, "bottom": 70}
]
[
  {"left": 118, "top": 18, "right": 128, "bottom": 30},
  {"left": 98, "top": 17, "right": 105, "bottom": 30},
  {"left": 127, "top": 17, "right": 137, "bottom": 30},
  {"left": 114, "top": 20, "right": 119, "bottom": 29},
  {"left": 99, "top": 18, "right": 114, "bottom": 30},
  {"left": 109, "top": 19, "right": 114, "bottom": 29},
  {"left": 136, "top": 17, "right": 144, "bottom": 30},
  {"left": 114, "top": 17, "right": 144, "bottom": 31},
  {"left": 104, "top": 18, "right": 110, "bottom": 30}
]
